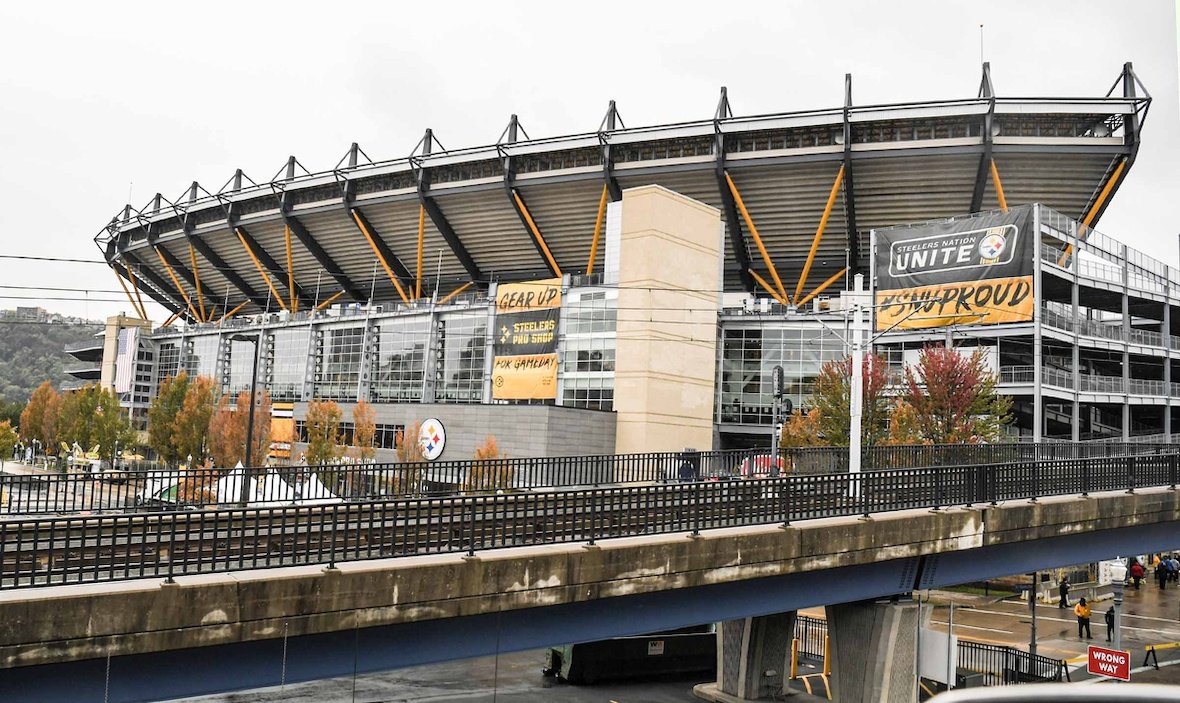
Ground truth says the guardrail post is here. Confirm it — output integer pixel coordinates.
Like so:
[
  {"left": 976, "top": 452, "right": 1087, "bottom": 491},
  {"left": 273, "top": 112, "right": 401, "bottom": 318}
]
[
  {"left": 1082, "top": 457, "right": 1090, "bottom": 498},
  {"left": 931, "top": 467, "right": 942, "bottom": 512},
  {"left": 1029, "top": 461, "right": 1039, "bottom": 503},
  {"left": 692, "top": 483, "right": 701, "bottom": 537},
  {"left": 467, "top": 497, "right": 477, "bottom": 557},
  {"left": 587, "top": 489, "right": 597, "bottom": 547},
  {"left": 165, "top": 514, "right": 177, "bottom": 584},
  {"left": 988, "top": 464, "right": 998, "bottom": 507},
  {"left": 781, "top": 476, "right": 792, "bottom": 529},
  {"left": 328, "top": 504, "right": 339, "bottom": 569},
  {"left": 1127, "top": 455, "right": 1137, "bottom": 494},
  {"left": 1170, "top": 454, "right": 1177, "bottom": 491}
]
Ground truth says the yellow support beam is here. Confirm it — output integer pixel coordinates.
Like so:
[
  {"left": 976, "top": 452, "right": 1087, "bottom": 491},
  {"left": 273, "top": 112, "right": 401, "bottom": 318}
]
[
  {"left": 512, "top": 189, "right": 562, "bottom": 277},
  {"left": 1059, "top": 157, "right": 1127, "bottom": 266},
  {"left": 154, "top": 247, "right": 201, "bottom": 322},
  {"left": 439, "top": 281, "right": 473, "bottom": 305},
  {"left": 161, "top": 310, "right": 182, "bottom": 328},
  {"left": 416, "top": 205, "right": 426, "bottom": 300},
  {"left": 794, "top": 165, "right": 845, "bottom": 303},
  {"left": 284, "top": 224, "right": 297, "bottom": 313},
  {"left": 989, "top": 159, "right": 1008, "bottom": 213},
  {"left": 188, "top": 244, "right": 208, "bottom": 322},
  {"left": 350, "top": 210, "right": 411, "bottom": 305},
  {"left": 234, "top": 228, "right": 288, "bottom": 312},
  {"left": 218, "top": 300, "right": 249, "bottom": 324},
  {"left": 587, "top": 184, "right": 608, "bottom": 275},
  {"left": 315, "top": 290, "right": 346, "bottom": 312},
  {"left": 124, "top": 263, "right": 148, "bottom": 320},
  {"left": 112, "top": 268, "right": 146, "bottom": 320},
  {"left": 748, "top": 269, "right": 790, "bottom": 307},
  {"left": 725, "top": 171, "right": 787, "bottom": 303},
  {"left": 797, "top": 267, "right": 849, "bottom": 308}
]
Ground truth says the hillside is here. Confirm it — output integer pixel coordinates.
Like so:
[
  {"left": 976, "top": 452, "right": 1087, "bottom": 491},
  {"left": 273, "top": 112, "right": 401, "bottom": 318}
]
[{"left": 0, "top": 320, "right": 104, "bottom": 406}]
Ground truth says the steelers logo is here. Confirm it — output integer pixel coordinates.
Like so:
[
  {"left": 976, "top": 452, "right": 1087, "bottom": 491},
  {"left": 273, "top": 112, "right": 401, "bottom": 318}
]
[
  {"left": 495, "top": 375, "right": 504, "bottom": 387},
  {"left": 978, "top": 232, "right": 1007, "bottom": 260}
]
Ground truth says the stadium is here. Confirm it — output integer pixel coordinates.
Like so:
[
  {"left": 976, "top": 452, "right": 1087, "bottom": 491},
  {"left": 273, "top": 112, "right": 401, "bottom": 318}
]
[{"left": 74, "top": 62, "right": 1172, "bottom": 460}]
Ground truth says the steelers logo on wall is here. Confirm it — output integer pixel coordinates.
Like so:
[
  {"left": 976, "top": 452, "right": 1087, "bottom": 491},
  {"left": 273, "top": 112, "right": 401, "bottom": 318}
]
[
  {"left": 978, "top": 231, "right": 1007, "bottom": 260},
  {"left": 418, "top": 418, "right": 446, "bottom": 461}
]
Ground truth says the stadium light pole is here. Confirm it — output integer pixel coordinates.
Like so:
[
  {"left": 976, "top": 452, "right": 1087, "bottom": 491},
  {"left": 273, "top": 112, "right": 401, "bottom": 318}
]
[{"left": 231, "top": 333, "right": 262, "bottom": 506}]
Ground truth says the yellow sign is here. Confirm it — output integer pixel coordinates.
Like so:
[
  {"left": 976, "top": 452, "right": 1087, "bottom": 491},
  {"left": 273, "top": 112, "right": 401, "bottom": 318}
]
[
  {"left": 495, "top": 278, "right": 562, "bottom": 313},
  {"left": 491, "top": 353, "right": 558, "bottom": 400},
  {"left": 875, "top": 275, "right": 1033, "bottom": 331}
]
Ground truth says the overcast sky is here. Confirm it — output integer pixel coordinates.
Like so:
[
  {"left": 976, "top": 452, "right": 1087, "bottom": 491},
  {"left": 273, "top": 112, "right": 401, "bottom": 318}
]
[{"left": 0, "top": 1, "right": 1176, "bottom": 321}]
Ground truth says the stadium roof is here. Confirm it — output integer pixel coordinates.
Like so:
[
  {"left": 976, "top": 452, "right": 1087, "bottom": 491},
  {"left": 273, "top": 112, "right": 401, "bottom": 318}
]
[{"left": 97, "top": 63, "right": 1150, "bottom": 322}]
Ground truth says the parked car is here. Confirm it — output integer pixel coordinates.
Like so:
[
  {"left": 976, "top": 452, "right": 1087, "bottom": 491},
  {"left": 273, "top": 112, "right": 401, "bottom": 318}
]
[{"left": 738, "top": 453, "right": 787, "bottom": 479}]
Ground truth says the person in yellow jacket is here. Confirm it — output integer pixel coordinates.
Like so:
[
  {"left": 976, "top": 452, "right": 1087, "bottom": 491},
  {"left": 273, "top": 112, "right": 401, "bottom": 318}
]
[{"left": 1074, "top": 598, "right": 1092, "bottom": 639}]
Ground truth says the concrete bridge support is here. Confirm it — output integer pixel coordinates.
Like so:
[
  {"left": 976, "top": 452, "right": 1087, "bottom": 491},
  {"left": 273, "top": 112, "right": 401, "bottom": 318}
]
[
  {"left": 715, "top": 611, "right": 796, "bottom": 700},
  {"left": 826, "top": 600, "right": 922, "bottom": 703}
]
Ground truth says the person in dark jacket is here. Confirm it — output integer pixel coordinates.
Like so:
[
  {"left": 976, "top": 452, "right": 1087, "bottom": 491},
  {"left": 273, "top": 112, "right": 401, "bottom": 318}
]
[
  {"left": 1058, "top": 578, "right": 1070, "bottom": 608},
  {"left": 1157, "top": 560, "right": 1169, "bottom": 590},
  {"left": 1105, "top": 608, "right": 1115, "bottom": 642}
]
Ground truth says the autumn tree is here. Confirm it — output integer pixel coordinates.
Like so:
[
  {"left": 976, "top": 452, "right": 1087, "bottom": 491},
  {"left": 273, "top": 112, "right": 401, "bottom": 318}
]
[
  {"left": 19, "top": 381, "right": 60, "bottom": 454},
  {"left": 0, "top": 420, "right": 17, "bottom": 469},
  {"left": 207, "top": 390, "right": 272, "bottom": 467},
  {"left": 173, "top": 376, "right": 218, "bottom": 465},
  {"left": 305, "top": 399, "right": 342, "bottom": 467},
  {"left": 147, "top": 371, "right": 191, "bottom": 465},
  {"left": 779, "top": 409, "right": 825, "bottom": 449},
  {"left": 56, "top": 385, "right": 135, "bottom": 463},
  {"left": 811, "top": 354, "right": 891, "bottom": 447},
  {"left": 891, "top": 345, "right": 1012, "bottom": 444},
  {"left": 352, "top": 399, "right": 377, "bottom": 463},
  {"left": 464, "top": 435, "right": 511, "bottom": 492},
  {"left": 393, "top": 419, "right": 427, "bottom": 495}
]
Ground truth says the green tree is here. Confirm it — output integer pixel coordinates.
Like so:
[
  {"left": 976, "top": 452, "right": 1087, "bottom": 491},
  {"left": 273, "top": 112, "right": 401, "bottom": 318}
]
[
  {"left": 893, "top": 345, "right": 1012, "bottom": 444},
  {"left": 811, "top": 354, "right": 891, "bottom": 447},
  {"left": 0, "top": 420, "right": 17, "bottom": 469},
  {"left": 305, "top": 399, "right": 342, "bottom": 467},
  {"left": 0, "top": 398, "right": 23, "bottom": 428},
  {"left": 56, "top": 385, "right": 135, "bottom": 463},
  {"left": 19, "top": 380, "right": 59, "bottom": 454},
  {"left": 147, "top": 371, "right": 191, "bottom": 465}
]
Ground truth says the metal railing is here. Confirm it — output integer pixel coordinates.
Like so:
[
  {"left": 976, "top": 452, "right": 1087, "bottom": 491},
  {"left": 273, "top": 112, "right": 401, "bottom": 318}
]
[
  {"left": 0, "top": 453, "right": 1177, "bottom": 590},
  {"left": 956, "top": 640, "right": 1069, "bottom": 685}
]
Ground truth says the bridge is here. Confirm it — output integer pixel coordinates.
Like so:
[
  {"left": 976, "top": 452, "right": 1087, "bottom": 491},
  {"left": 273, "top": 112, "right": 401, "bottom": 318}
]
[{"left": 1, "top": 449, "right": 1178, "bottom": 702}]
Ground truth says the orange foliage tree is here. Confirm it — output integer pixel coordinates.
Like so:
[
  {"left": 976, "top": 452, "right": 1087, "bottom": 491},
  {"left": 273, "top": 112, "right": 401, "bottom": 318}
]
[
  {"left": 20, "top": 380, "right": 60, "bottom": 454},
  {"left": 464, "top": 435, "right": 511, "bottom": 492},
  {"left": 892, "top": 345, "right": 1012, "bottom": 444},
  {"left": 207, "top": 390, "right": 272, "bottom": 467},
  {"left": 352, "top": 399, "right": 377, "bottom": 463}
]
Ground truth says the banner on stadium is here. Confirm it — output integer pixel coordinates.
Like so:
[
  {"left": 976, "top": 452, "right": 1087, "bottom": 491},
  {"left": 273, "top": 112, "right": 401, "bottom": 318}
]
[
  {"left": 492, "top": 278, "right": 562, "bottom": 400},
  {"left": 874, "top": 205, "right": 1034, "bottom": 331},
  {"left": 491, "top": 353, "right": 558, "bottom": 400}
]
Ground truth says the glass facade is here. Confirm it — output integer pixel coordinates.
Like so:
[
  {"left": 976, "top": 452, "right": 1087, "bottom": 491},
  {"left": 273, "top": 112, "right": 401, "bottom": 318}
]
[
  {"left": 371, "top": 316, "right": 430, "bottom": 402},
  {"left": 155, "top": 341, "right": 181, "bottom": 384},
  {"left": 718, "top": 324, "right": 847, "bottom": 425},
  {"left": 436, "top": 312, "right": 486, "bottom": 402},
  {"left": 317, "top": 326, "right": 365, "bottom": 401},
  {"left": 561, "top": 289, "right": 616, "bottom": 411},
  {"left": 269, "top": 327, "right": 309, "bottom": 402},
  {"left": 187, "top": 335, "right": 219, "bottom": 380},
  {"left": 227, "top": 338, "right": 256, "bottom": 396}
]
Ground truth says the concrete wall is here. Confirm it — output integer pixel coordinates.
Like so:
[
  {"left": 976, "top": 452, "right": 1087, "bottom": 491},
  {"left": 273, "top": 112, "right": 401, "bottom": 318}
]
[
  {"left": 6, "top": 487, "right": 1180, "bottom": 676},
  {"left": 293, "top": 401, "right": 616, "bottom": 461},
  {"left": 614, "top": 185, "right": 721, "bottom": 455}
]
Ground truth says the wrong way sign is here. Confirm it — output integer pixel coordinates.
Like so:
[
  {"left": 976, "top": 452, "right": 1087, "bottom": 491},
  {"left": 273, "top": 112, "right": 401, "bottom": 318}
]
[{"left": 1087, "top": 644, "right": 1131, "bottom": 681}]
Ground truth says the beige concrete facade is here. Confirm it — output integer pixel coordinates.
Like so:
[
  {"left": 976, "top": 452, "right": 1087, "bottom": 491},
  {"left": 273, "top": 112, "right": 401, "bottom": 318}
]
[
  {"left": 613, "top": 185, "right": 721, "bottom": 457},
  {"left": 99, "top": 314, "right": 151, "bottom": 391}
]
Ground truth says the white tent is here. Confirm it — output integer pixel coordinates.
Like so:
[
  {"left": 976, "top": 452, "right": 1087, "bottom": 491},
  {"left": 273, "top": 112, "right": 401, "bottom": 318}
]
[
  {"left": 254, "top": 471, "right": 299, "bottom": 506},
  {"left": 297, "top": 472, "right": 342, "bottom": 505},
  {"left": 213, "top": 463, "right": 257, "bottom": 504}
]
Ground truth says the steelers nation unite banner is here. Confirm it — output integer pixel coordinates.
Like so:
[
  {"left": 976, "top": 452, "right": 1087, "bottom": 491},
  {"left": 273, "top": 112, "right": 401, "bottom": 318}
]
[
  {"left": 492, "top": 278, "right": 562, "bottom": 400},
  {"left": 874, "top": 205, "right": 1034, "bottom": 331}
]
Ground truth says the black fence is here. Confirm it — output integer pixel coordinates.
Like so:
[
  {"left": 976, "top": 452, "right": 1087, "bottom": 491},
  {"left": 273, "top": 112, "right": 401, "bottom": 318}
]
[
  {"left": 3, "top": 443, "right": 1175, "bottom": 517},
  {"left": 0, "top": 453, "right": 1176, "bottom": 590},
  {"left": 792, "top": 617, "right": 1067, "bottom": 687},
  {"left": 956, "top": 640, "right": 1069, "bottom": 685}
]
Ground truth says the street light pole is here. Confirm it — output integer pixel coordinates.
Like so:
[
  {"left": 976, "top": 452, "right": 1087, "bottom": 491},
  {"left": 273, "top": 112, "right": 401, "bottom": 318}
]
[
  {"left": 231, "top": 333, "right": 262, "bottom": 506},
  {"left": 1111, "top": 560, "right": 1128, "bottom": 676}
]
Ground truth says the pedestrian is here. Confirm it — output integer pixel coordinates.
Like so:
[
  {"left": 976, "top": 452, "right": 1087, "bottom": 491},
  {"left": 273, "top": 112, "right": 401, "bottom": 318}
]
[
  {"left": 1170, "top": 555, "right": 1180, "bottom": 583},
  {"left": 1157, "top": 559, "right": 1169, "bottom": 590},
  {"left": 1131, "top": 560, "right": 1145, "bottom": 590},
  {"left": 1075, "top": 598, "right": 1092, "bottom": 640},
  {"left": 1058, "top": 577, "right": 1070, "bottom": 608},
  {"left": 1105, "top": 608, "right": 1115, "bottom": 642}
]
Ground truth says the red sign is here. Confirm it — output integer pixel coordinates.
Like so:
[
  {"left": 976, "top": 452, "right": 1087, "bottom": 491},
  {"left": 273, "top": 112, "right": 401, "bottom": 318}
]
[{"left": 1087, "top": 644, "right": 1131, "bottom": 681}]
